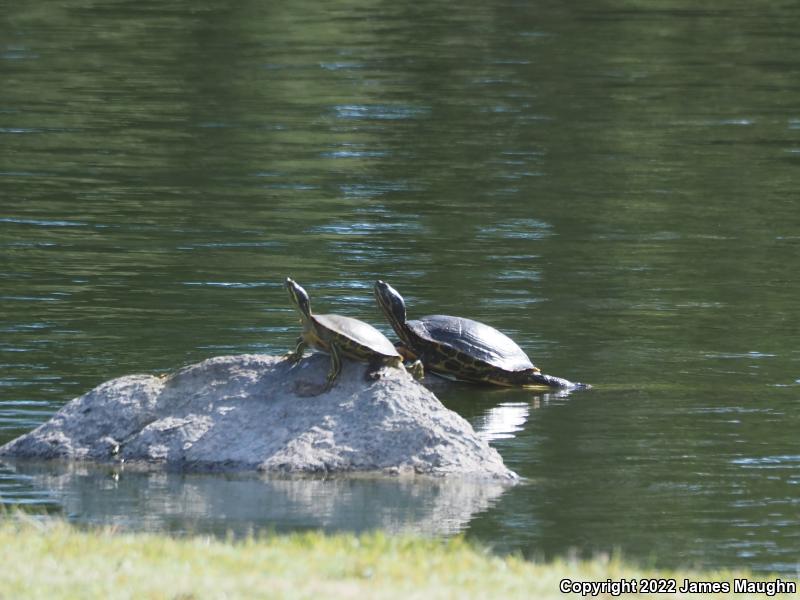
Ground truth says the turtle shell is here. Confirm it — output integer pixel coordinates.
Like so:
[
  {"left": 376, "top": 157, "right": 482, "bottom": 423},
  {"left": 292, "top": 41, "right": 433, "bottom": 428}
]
[
  {"left": 407, "top": 315, "right": 535, "bottom": 372},
  {"left": 314, "top": 313, "right": 399, "bottom": 358}
]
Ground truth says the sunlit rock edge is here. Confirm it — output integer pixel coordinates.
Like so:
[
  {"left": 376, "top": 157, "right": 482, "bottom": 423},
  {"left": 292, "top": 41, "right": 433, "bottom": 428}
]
[{"left": 0, "top": 354, "right": 518, "bottom": 481}]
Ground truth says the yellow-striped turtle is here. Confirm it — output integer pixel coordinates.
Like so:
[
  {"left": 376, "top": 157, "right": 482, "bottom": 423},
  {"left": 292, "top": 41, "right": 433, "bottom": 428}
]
[
  {"left": 285, "top": 278, "right": 409, "bottom": 391},
  {"left": 374, "top": 280, "right": 588, "bottom": 390}
]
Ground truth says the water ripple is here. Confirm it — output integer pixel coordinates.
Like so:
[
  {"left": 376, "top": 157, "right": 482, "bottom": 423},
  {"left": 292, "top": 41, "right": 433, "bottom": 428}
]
[
  {"left": 321, "top": 148, "right": 388, "bottom": 159},
  {"left": 181, "top": 281, "right": 278, "bottom": 289},
  {"left": 0, "top": 217, "right": 88, "bottom": 228},
  {"left": 340, "top": 181, "right": 415, "bottom": 197},
  {"left": 731, "top": 455, "right": 800, "bottom": 467},
  {"left": 309, "top": 221, "right": 424, "bottom": 235},
  {"left": 477, "top": 219, "right": 553, "bottom": 240},
  {"left": 177, "top": 241, "right": 283, "bottom": 250},
  {"left": 319, "top": 62, "right": 365, "bottom": 71},
  {"left": 333, "top": 104, "right": 430, "bottom": 120}
]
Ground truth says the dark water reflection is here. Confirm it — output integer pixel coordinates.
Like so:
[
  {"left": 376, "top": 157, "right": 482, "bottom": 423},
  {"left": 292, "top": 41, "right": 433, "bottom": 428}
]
[{"left": 2, "top": 0, "right": 800, "bottom": 574}]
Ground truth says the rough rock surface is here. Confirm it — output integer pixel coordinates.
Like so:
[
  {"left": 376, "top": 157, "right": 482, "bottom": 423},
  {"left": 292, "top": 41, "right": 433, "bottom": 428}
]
[{"left": 0, "top": 354, "right": 517, "bottom": 480}]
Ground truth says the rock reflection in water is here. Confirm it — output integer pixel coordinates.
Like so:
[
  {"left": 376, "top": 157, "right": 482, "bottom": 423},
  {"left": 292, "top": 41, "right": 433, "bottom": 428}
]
[
  {"left": 1, "top": 461, "right": 510, "bottom": 537},
  {"left": 472, "top": 388, "right": 575, "bottom": 442}
]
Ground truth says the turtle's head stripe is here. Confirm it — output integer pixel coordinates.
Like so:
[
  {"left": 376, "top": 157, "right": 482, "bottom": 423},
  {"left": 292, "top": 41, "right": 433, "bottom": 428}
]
[
  {"left": 374, "top": 280, "right": 407, "bottom": 329},
  {"left": 285, "top": 277, "right": 311, "bottom": 318}
]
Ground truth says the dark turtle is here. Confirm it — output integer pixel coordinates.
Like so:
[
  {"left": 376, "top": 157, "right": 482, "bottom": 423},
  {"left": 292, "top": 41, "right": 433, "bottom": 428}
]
[
  {"left": 374, "top": 280, "right": 588, "bottom": 389},
  {"left": 285, "top": 278, "right": 409, "bottom": 391}
]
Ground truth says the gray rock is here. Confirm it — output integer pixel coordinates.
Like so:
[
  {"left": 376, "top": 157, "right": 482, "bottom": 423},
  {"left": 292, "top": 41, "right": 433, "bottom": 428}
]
[{"left": 0, "top": 353, "right": 517, "bottom": 480}]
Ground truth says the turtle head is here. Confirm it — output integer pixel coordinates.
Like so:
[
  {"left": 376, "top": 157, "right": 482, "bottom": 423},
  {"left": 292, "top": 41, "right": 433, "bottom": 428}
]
[
  {"left": 374, "top": 280, "right": 407, "bottom": 326},
  {"left": 285, "top": 277, "right": 311, "bottom": 319}
]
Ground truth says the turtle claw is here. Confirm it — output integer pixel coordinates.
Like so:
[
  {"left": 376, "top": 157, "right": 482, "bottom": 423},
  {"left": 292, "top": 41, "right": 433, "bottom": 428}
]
[{"left": 407, "top": 360, "right": 424, "bottom": 380}]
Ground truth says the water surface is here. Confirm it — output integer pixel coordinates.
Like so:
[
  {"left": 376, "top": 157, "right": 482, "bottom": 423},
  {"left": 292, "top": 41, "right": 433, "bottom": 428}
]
[{"left": 2, "top": 0, "right": 799, "bottom": 574}]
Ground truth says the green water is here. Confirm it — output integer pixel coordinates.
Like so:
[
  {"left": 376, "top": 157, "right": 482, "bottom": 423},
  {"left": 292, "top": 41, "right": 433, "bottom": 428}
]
[{"left": 2, "top": 0, "right": 799, "bottom": 573}]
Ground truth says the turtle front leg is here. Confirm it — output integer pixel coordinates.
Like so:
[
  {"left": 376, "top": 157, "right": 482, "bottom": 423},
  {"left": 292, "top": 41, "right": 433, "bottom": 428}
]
[
  {"left": 322, "top": 341, "right": 343, "bottom": 392},
  {"left": 285, "top": 337, "right": 307, "bottom": 364},
  {"left": 365, "top": 357, "right": 423, "bottom": 382}
]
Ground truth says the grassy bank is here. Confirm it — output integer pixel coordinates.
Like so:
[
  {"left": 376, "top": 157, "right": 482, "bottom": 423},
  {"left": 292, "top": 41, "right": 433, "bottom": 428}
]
[{"left": 0, "top": 517, "right": 795, "bottom": 599}]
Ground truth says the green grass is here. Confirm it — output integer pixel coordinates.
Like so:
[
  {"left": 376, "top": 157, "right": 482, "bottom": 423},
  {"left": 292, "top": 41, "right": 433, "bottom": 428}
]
[{"left": 0, "top": 515, "right": 796, "bottom": 599}]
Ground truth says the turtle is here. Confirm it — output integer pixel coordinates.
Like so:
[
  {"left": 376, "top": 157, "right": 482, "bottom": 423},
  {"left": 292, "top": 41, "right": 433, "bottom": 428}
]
[
  {"left": 285, "top": 277, "right": 414, "bottom": 391},
  {"left": 373, "top": 280, "right": 588, "bottom": 389}
]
